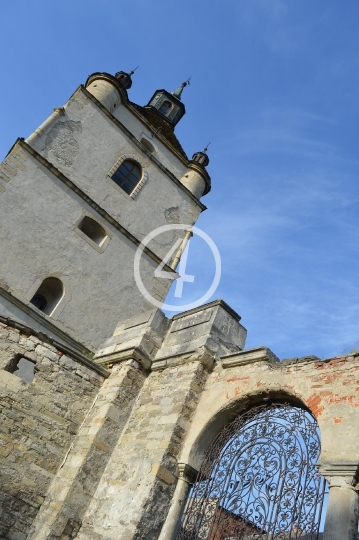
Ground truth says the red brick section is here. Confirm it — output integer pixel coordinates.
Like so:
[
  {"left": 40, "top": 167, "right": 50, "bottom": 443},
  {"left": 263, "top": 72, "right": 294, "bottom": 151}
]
[
  {"left": 227, "top": 376, "right": 250, "bottom": 383},
  {"left": 308, "top": 356, "right": 359, "bottom": 416},
  {"left": 220, "top": 352, "right": 359, "bottom": 421},
  {"left": 306, "top": 394, "right": 325, "bottom": 418}
]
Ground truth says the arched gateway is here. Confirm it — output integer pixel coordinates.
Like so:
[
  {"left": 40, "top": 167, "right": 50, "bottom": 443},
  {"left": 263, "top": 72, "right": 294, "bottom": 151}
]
[{"left": 177, "top": 402, "right": 326, "bottom": 540}]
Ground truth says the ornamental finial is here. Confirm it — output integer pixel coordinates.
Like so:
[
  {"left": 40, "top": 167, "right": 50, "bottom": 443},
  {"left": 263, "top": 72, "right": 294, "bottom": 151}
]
[
  {"left": 172, "top": 77, "right": 190, "bottom": 101},
  {"left": 128, "top": 66, "right": 139, "bottom": 76},
  {"left": 203, "top": 142, "right": 211, "bottom": 153}
]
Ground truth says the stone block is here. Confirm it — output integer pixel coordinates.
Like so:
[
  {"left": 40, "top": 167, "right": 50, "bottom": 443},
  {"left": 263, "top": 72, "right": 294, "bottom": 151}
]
[
  {"left": 151, "top": 463, "right": 176, "bottom": 485},
  {"left": 95, "top": 309, "right": 169, "bottom": 367},
  {"left": 35, "top": 345, "right": 60, "bottom": 362},
  {"left": 154, "top": 300, "right": 247, "bottom": 364}
]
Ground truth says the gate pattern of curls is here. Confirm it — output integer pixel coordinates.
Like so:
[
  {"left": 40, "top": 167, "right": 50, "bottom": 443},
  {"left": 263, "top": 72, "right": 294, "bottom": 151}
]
[{"left": 177, "top": 403, "right": 326, "bottom": 540}]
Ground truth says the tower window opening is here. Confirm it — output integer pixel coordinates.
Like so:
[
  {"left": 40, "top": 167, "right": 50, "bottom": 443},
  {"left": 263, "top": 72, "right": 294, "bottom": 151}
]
[
  {"left": 30, "top": 277, "right": 64, "bottom": 316},
  {"left": 31, "top": 294, "right": 47, "bottom": 311},
  {"left": 158, "top": 100, "right": 173, "bottom": 117},
  {"left": 111, "top": 159, "right": 142, "bottom": 195},
  {"left": 78, "top": 216, "right": 107, "bottom": 246}
]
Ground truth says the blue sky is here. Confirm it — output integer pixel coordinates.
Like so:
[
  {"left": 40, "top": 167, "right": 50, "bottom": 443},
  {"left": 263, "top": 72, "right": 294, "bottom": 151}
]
[{"left": 1, "top": 1, "right": 359, "bottom": 359}]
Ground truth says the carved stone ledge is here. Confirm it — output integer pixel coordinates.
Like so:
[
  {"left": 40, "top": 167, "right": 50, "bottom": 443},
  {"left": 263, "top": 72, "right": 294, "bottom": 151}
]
[
  {"left": 95, "top": 347, "right": 152, "bottom": 370},
  {"left": 151, "top": 345, "right": 216, "bottom": 371},
  {"left": 178, "top": 463, "right": 198, "bottom": 484},
  {"left": 221, "top": 346, "right": 280, "bottom": 369},
  {"left": 318, "top": 462, "right": 359, "bottom": 489}
]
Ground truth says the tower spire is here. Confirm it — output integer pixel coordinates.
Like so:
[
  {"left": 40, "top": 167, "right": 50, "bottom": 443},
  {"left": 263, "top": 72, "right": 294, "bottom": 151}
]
[{"left": 171, "top": 78, "right": 190, "bottom": 101}]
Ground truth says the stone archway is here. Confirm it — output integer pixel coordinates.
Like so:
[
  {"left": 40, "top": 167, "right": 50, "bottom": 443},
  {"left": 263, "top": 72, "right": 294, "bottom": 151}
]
[{"left": 176, "top": 402, "right": 326, "bottom": 540}]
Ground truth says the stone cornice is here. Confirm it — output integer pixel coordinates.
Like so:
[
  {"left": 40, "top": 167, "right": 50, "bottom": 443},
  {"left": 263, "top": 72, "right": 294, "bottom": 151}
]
[
  {"left": 318, "top": 462, "right": 359, "bottom": 488},
  {"left": 221, "top": 346, "right": 280, "bottom": 368},
  {"left": 171, "top": 299, "right": 241, "bottom": 322},
  {"left": 94, "top": 347, "right": 152, "bottom": 371}
]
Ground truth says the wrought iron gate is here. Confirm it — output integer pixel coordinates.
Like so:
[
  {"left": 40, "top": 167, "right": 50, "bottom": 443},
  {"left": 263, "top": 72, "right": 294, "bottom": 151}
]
[{"left": 177, "top": 402, "right": 326, "bottom": 540}]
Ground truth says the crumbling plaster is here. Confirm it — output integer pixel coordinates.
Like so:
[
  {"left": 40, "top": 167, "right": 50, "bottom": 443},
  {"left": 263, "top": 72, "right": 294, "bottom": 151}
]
[{"left": 180, "top": 348, "right": 359, "bottom": 471}]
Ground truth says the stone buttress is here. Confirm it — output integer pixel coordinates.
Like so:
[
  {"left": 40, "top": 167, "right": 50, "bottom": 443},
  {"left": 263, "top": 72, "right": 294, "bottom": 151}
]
[{"left": 28, "top": 301, "right": 246, "bottom": 540}]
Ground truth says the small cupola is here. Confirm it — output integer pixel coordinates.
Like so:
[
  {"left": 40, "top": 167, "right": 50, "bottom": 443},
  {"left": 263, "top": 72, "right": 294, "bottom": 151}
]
[
  {"left": 191, "top": 146, "right": 210, "bottom": 168},
  {"left": 179, "top": 146, "right": 211, "bottom": 198},
  {"left": 115, "top": 68, "right": 136, "bottom": 90},
  {"left": 145, "top": 80, "right": 189, "bottom": 130},
  {"left": 86, "top": 67, "right": 137, "bottom": 114}
]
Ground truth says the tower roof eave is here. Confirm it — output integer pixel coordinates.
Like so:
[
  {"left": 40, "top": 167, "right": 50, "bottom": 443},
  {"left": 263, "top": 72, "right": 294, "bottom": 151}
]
[{"left": 130, "top": 102, "right": 188, "bottom": 159}]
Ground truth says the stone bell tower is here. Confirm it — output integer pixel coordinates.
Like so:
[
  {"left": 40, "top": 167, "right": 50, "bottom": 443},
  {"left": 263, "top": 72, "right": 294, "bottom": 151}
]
[
  {"left": 3, "top": 64, "right": 359, "bottom": 540},
  {"left": 0, "top": 69, "right": 211, "bottom": 353}
]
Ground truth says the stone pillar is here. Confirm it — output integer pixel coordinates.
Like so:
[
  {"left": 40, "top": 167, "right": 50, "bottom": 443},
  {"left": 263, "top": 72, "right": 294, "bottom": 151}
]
[
  {"left": 320, "top": 463, "right": 359, "bottom": 540},
  {"left": 74, "top": 302, "right": 246, "bottom": 540},
  {"left": 158, "top": 463, "right": 197, "bottom": 540},
  {"left": 76, "top": 359, "right": 210, "bottom": 540},
  {"left": 28, "top": 358, "right": 147, "bottom": 540}
]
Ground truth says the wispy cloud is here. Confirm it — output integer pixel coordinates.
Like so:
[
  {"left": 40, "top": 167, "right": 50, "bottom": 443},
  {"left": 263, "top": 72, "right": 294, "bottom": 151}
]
[{"left": 182, "top": 103, "right": 359, "bottom": 359}]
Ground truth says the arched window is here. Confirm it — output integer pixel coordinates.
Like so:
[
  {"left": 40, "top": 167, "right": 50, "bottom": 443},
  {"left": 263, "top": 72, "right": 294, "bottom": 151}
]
[
  {"left": 111, "top": 159, "right": 142, "bottom": 195},
  {"left": 30, "top": 277, "right": 64, "bottom": 316},
  {"left": 78, "top": 216, "right": 107, "bottom": 246},
  {"left": 158, "top": 100, "right": 173, "bottom": 117}
]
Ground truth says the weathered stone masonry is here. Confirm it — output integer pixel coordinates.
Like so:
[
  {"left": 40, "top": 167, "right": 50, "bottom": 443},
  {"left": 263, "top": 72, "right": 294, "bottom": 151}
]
[
  {"left": 28, "top": 361, "right": 146, "bottom": 540},
  {"left": 0, "top": 319, "right": 107, "bottom": 540},
  {"left": 77, "top": 359, "right": 208, "bottom": 540},
  {"left": 1, "top": 67, "right": 359, "bottom": 540},
  {"left": 2, "top": 301, "right": 359, "bottom": 540}
]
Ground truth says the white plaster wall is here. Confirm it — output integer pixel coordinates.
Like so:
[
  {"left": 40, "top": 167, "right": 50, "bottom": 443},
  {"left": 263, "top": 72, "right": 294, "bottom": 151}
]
[
  {"left": 29, "top": 89, "right": 202, "bottom": 260},
  {"left": 0, "top": 153, "right": 160, "bottom": 349},
  {"left": 113, "top": 103, "right": 187, "bottom": 179}
]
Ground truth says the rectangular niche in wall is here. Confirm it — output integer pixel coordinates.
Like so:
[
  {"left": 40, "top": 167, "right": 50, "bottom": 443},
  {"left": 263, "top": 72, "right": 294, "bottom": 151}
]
[
  {"left": 73, "top": 214, "right": 111, "bottom": 253},
  {"left": 5, "top": 355, "right": 36, "bottom": 383}
]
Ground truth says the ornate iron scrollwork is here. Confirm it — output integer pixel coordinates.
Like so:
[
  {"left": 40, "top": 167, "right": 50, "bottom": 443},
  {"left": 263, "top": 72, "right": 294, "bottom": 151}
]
[{"left": 177, "top": 402, "right": 326, "bottom": 540}]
